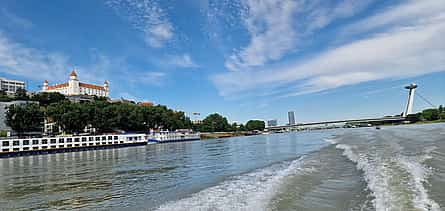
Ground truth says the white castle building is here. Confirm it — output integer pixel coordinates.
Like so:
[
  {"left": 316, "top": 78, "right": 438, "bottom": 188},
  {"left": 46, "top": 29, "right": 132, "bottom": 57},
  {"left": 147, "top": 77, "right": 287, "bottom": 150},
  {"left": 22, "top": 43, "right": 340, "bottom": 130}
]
[{"left": 42, "top": 70, "right": 109, "bottom": 97}]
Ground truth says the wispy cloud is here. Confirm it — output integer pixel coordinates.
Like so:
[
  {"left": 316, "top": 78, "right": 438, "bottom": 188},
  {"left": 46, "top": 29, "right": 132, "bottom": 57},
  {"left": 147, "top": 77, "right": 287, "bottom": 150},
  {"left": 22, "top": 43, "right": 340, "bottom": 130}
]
[
  {"left": 166, "top": 54, "right": 199, "bottom": 68},
  {"left": 106, "top": 0, "right": 173, "bottom": 48},
  {"left": 0, "top": 32, "right": 69, "bottom": 81},
  {"left": 212, "top": 0, "right": 445, "bottom": 97},
  {"left": 224, "top": 0, "right": 372, "bottom": 72},
  {"left": 1, "top": 8, "right": 34, "bottom": 30}
]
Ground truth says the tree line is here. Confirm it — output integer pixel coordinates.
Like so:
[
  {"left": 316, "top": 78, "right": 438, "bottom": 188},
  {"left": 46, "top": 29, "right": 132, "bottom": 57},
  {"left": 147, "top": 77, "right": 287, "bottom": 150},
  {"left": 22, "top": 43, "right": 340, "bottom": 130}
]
[
  {"left": 5, "top": 92, "right": 266, "bottom": 137},
  {"left": 406, "top": 105, "right": 445, "bottom": 122}
]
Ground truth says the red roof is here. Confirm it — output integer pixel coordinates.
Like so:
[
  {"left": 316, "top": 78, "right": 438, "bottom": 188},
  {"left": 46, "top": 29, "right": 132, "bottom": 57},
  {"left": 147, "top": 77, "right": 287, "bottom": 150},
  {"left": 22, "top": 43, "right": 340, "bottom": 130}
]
[
  {"left": 138, "top": 102, "right": 154, "bottom": 107},
  {"left": 79, "top": 82, "right": 105, "bottom": 91},
  {"left": 70, "top": 70, "right": 77, "bottom": 76},
  {"left": 47, "top": 82, "right": 68, "bottom": 90}
]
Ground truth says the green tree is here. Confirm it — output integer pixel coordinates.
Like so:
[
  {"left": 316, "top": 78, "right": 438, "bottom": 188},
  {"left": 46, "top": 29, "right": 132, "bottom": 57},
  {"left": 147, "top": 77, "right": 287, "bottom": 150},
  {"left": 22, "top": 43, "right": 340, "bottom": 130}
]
[
  {"left": 31, "top": 92, "right": 66, "bottom": 106},
  {"left": 0, "top": 89, "right": 12, "bottom": 102},
  {"left": 46, "top": 101, "right": 89, "bottom": 134},
  {"left": 439, "top": 105, "right": 444, "bottom": 114},
  {"left": 200, "top": 113, "right": 231, "bottom": 132},
  {"left": 14, "top": 88, "right": 29, "bottom": 100},
  {"left": 421, "top": 108, "right": 439, "bottom": 121},
  {"left": 6, "top": 103, "right": 44, "bottom": 137},
  {"left": 245, "top": 120, "right": 266, "bottom": 131}
]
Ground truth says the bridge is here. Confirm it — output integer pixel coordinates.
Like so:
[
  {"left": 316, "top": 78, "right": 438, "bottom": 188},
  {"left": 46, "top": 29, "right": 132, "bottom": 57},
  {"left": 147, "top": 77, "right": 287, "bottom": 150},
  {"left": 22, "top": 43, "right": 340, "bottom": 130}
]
[
  {"left": 266, "top": 84, "right": 421, "bottom": 130},
  {"left": 266, "top": 116, "right": 405, "bottom": 130}
]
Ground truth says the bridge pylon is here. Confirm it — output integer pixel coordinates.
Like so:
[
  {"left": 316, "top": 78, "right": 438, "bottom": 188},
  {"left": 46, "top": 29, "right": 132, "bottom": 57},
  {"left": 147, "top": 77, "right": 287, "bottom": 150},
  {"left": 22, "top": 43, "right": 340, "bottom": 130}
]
[{"left": 403, "top": 83, "right": 417, "bottom": 117}]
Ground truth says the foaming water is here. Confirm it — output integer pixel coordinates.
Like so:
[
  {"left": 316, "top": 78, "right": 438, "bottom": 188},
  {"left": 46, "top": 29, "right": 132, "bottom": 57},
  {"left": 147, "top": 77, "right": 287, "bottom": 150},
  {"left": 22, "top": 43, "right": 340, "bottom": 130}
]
[
  {"left": 157, "top": 157, "right": 305, "bottom": 211},
  {"left": 333, "top": 124, "right": 444, "bottom": 211}
]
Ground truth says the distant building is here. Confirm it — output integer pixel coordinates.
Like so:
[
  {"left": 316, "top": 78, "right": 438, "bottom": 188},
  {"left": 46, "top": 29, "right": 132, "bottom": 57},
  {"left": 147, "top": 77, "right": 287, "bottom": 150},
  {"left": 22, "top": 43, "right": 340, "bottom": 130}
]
[
  {"left": 288, "top": 111, "right": 296, "bottom": 125},
  {"left": 42, "top": 70, "right": 109, "bottom": 97},
  {"left": 267, "top": 119, "right": 278, "bottom": 127},
  {"left": 138, "top": 102, "right": 154, "bottom": 107},
  {"left": 0, "top": 77, "right": 25, "bottom": 95},
  {"left": 192, "top": 119, "right": 203, "bottom": 125}
]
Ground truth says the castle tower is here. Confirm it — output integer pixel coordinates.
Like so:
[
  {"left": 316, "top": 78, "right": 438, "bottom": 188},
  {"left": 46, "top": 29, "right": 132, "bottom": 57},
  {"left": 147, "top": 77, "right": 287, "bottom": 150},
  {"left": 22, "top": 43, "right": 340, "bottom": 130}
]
[
  {"left": 43, "top": 80, "right": 48, "bottom": 91},
  {"left": 104, "top": 80, "right": 109, "bottom": 97},
  {"left": 403, "top": 83, "right": 417, "bottom": 117},
  {"left": 68, "top": 70, "right": 80, "bottom": 95}
]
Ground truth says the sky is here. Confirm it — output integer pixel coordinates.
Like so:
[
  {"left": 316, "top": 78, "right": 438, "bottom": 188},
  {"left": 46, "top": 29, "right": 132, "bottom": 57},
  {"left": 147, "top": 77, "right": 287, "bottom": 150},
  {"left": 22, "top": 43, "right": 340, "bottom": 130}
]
[{"left": 0, "top": 0, "right": 444, "bottom": 125}]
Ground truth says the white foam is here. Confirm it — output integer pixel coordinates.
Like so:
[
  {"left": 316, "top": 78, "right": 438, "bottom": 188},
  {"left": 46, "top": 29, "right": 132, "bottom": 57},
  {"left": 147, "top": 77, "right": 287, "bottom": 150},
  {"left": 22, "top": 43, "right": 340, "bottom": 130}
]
[
  {"left": 323, "top": 138, "right": 338, "bottom": 145},
  {"left": 335, "top": 143, "right": 441, "bottom": 211},
  {"left": 156, "top": 157, "right": 306, "bottom": 211}
]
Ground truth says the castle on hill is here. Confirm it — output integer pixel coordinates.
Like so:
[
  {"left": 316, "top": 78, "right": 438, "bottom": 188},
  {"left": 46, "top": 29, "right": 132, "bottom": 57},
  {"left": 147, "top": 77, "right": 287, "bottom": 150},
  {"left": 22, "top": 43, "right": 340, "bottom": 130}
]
[{"left": 42, "top": 70, "right": 108, "bottom": 97}]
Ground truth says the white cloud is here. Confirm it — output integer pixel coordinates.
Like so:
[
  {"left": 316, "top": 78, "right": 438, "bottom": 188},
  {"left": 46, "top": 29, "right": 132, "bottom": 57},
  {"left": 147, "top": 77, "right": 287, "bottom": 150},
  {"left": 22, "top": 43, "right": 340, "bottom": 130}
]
[
  {"left": 145, "top": 23, "right": 173, "bottom": 48},
  {"left": 0, "top": 33, "right": 69, "bottom": 81},
  {"left": 166, "top": 54, "right": 199, "bottom": 68},
  {"left": 224, "top": 0, "right": 373, "bottom": 72},
  {"left": 1, "top": 8, "right": 34, "bottom": 30},
  {"left": 212, "top": 2, "right": 445, "bottom": 97},
  {"left": 106, "top": 0, "right": 173, "bottom": 48}
]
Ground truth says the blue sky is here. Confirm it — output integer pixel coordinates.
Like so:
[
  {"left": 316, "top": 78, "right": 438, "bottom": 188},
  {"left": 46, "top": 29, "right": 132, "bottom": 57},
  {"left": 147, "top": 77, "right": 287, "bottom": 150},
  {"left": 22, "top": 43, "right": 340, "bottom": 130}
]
[{"left": 0, "top": 0, "right": 444, "bottom": 124}]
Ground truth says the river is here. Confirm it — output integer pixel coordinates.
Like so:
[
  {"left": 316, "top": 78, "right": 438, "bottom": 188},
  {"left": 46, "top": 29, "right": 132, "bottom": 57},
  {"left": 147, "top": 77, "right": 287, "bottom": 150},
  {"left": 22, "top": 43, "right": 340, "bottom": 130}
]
[{"left": 0, "top": 123, "right": 444, "bottom": 211}]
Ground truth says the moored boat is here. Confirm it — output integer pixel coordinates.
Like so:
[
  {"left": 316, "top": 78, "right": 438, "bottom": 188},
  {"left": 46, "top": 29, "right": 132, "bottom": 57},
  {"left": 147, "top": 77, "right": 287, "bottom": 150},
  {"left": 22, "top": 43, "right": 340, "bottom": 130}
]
[{"left": 147, "top": 130, "right": 200, "bottom": 143}]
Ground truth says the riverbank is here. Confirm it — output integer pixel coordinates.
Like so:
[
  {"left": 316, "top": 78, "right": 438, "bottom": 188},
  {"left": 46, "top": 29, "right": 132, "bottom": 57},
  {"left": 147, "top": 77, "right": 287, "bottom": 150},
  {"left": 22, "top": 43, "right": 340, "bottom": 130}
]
[{"left": 200, "top": 131, "right": 259, "bottom": 139}]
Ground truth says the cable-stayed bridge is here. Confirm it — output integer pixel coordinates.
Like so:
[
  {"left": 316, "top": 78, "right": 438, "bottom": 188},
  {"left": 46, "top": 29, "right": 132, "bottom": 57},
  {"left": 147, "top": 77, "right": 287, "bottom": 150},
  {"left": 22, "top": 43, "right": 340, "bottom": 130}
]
[{"left": 266, "top": 83, "right": 429, "bottom": 130}]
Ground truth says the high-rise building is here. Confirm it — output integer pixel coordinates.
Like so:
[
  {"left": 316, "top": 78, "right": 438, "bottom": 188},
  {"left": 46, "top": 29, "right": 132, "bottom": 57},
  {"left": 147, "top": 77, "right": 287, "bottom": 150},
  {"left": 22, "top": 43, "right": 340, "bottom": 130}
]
[
  {"left": 0, "top": 77, "right": 25, "bottom": 95},
  {"left": 267, "top": 119, "right": 278, "bottom": 127},
  {"left": 288, "top": 111, "right": 296, "bottom": 125}
]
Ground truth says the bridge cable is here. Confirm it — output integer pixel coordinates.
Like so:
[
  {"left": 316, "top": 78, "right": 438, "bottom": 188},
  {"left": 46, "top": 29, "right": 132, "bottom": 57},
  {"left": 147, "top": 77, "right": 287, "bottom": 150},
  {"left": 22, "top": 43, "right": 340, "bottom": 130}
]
[{"left": 416, "top": 91, "right": 436, "bottom": 108}]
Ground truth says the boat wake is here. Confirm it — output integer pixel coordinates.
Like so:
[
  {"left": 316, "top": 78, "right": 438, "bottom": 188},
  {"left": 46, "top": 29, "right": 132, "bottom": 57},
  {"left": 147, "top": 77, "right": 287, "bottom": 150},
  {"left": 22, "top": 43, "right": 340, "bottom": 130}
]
[
  {"left": 332, "top": 132, "right": 441, "bottom": 211},
  {"left": 156, "top": 157, "right": 306, "bottom": 211}
]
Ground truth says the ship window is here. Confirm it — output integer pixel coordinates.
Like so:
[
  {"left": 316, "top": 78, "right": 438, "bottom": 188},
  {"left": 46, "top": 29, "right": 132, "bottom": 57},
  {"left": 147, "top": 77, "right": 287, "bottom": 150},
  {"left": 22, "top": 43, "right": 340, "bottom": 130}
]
[
  {"left": 82, "top": 143, "right": 87, "bottom": 146},
  {"left": 108, "top": 136, "right": 112, "bottom": 140},
  {"left": 32, "top": 147, "right": 39, "bottom": 150},
  {"left": 75, "top": 144, "right": 80, "bottom": 147},
  {"left": 32, "top": 140, "right": 39, "bottom": 145},
  {"left": 114, "top": 136, "right": 118, "bottom": 140},
  {"left": 13, "top": 148, "right": 20, "bottom": 151},
  {"left": 23, "top": 147, "right": 30, "bottom": 150},
  {"left": 102, "top": 136, "right": 106, "bottom": 140},
  {"left": 59, "top": 138, "right": 64, "bottom": 143},
  {"left": 95, "top": 137, "right": 100, "bottom": 141},
  {"left": 89, "top": 137, "right": 93, "bottom": 141},
  {"left": 42, "top": 146, "right": 48, "bottom": 149},
  {"left": 41, "top": 139, "right": 48, "bottom": 144},
  {"left": 13, "top": 141, "right": 19, "bottom": 146},
  {"left": 51, "top": 146, "right": 57, "bottom": 149},
  {"left": 50, "top": 139, "right": 57, "bottom": 144},
  {"left": 2, "top": 141, "right": 9, "bottom": 146},
  {"left": 67, "top": 138, "right": 72, "bottom": 143},
  {"left": 67, "top": 144, "right": 72, "bottom": 147},
  {"left": 23, "top": 140, "right": 30, "bottom": 145},
  {"left": 2, "top": 149, "right": 9, "bottom": 152},
  {"left": 82, "top": 137, "right": 87, "bottom": 142},
  {"left": 74, "top": 138, "right": 80, "bottom": 142}
]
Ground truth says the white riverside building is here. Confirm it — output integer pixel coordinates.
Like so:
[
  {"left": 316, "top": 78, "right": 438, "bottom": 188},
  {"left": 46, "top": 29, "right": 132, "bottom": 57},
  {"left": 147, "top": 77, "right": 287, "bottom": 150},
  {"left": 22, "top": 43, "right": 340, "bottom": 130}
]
[
  {"left": 42, "top": 70, "right": 109, "bottom": 97},
  {"left": 0, "top": 77, "right": 25, "bottom": 95},
  {"left": 0, "top": 134, "right": 146, "bottom": 158}
]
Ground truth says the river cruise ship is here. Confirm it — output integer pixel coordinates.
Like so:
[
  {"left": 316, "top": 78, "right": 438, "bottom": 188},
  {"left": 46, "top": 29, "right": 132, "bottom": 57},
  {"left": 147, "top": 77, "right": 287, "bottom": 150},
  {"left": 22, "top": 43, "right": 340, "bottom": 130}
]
[
  {"left": 0, "top": 134, "right": 147, "bottom": 158},
  {"left": 148, "top": 131, "right": 200, "bottom": 143}
]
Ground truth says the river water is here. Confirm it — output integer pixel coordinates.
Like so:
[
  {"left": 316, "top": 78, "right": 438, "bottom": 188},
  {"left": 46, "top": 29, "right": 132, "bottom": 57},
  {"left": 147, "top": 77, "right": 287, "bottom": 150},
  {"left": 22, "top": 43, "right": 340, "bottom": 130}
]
[{"left": 0, "top": 123, "right": 444, "bottom": 211}]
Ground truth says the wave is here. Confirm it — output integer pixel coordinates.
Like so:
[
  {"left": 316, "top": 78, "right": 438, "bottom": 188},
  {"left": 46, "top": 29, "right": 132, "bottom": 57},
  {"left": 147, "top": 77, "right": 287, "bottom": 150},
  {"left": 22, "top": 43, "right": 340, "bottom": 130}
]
[
  {"left": 335, "top": 143, "right": 441, "bottom": 211},
  {"left": 156, "top": 157, "right": 307, "bottom": 211}
]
